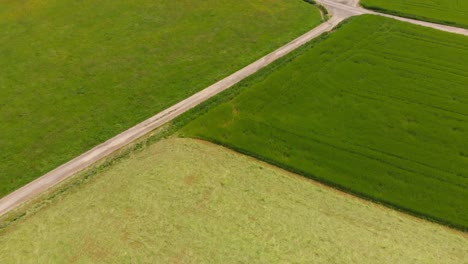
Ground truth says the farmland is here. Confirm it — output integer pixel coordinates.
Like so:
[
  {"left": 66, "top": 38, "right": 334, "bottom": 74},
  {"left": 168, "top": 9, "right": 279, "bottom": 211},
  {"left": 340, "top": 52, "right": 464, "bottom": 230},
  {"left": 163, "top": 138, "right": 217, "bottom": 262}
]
[
  {"left": 0, "top": 138, "right": 466, "bottom": 263},
  {"left": 0, "top": 0, "right": 321, "bottom": 197},
  {"left": 181, "top": 15, "right": 468, "bottom": 230},
  {"left": 361, "top": 0, "right": 468, "bottom": 28}
]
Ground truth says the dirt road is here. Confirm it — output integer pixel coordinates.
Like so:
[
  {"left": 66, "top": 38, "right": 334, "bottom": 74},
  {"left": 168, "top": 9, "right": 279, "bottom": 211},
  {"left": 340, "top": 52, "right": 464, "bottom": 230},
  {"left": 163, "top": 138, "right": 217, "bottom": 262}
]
[{"left": 0, "top": 15, "right": 349, "bottom": 217}]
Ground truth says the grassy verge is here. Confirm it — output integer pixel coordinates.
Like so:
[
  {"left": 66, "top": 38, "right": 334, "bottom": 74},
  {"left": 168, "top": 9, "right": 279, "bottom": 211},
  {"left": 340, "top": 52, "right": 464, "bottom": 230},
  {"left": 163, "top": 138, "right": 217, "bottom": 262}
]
[
  {"left": 361, "top": 0, "right": 468, "bottom": 29},
  {"left": 0, "top": 138, "right": 466, "bottom": 263},
  {"left": 0, "top": 0, "right": 321, "bottom": 197},
  {"left": 180, "top": 15, "right": 468, "bottom": 230},
  {"left": 303, "top": 0, "right": 329, "bottom": 20}
]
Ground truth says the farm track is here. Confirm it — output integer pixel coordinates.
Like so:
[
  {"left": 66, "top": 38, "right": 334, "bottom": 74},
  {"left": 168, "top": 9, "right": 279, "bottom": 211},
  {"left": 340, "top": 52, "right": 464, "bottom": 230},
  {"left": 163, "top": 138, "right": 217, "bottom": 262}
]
[
  {"left": 0, "top": 0, "right": 467, "bottom": 217},
  {"left": 0, "top": 14, "right": 347, "bottom": 217}
]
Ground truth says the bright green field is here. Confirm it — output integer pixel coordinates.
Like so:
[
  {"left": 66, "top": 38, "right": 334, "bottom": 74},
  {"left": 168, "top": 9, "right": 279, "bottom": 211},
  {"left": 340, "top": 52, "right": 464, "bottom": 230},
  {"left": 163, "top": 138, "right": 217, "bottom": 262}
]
[
  {"left": 0, "top": 0, "right": 321, "bottom": 197},
  {"left": 181, "top": 15, "right": 468, "bottom": 230},
  {"left": 1, "top": 138, "right": 466, "bottom": 263},
  {"left": 361, "top": 0, "right": 468, "bottom": 28}
]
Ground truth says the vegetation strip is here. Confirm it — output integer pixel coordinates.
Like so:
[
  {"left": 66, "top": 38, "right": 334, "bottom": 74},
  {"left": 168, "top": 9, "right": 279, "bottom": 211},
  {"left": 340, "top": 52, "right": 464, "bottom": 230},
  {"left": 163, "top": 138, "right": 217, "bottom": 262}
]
[
  {"left": 360, "top": 0, "right": 468, "bottom": 29},
  {"left": 317, "top": 0, "right": 468, "bottom": 36},
  {"left": 181, "top": 15, "right": 468, "bottom": 231},
  {"left": 0, "top": 138, "right": 466, "bottom": 263}
]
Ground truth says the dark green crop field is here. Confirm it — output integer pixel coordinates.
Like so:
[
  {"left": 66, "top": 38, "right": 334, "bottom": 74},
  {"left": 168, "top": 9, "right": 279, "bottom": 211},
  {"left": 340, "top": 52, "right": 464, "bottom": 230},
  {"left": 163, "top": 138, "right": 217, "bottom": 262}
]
[
  {"left": 0, "top": 0, "right": 321, "bottom": 197},
  {"left": 181, "top": 15, "right": 468, "bottom": 230},
  {"left": 361, "top": 0, "right": 468, "bottom": 28}
]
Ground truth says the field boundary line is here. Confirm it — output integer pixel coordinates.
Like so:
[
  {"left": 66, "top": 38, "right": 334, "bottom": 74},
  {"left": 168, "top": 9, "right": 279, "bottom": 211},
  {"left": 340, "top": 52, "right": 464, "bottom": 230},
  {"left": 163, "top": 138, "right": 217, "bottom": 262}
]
[{"left": 0, "top": 15, "right": 347, "bottom": 217}]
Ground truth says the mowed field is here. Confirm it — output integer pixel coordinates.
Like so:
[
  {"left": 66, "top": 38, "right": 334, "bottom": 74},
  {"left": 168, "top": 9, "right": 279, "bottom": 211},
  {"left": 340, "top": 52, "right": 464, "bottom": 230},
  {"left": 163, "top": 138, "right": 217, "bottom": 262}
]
[
  {"left": 0, "top": 138, "right": 466, "bottom": 263},
  {"left": 181, "top": 15, "right": 468, "bottom": 230},
  {"left": 361, "top": 0, "right": 468, "bottom": 28},
  {"left": 0, "top": 0, "right": 321, "bottom": 197}
]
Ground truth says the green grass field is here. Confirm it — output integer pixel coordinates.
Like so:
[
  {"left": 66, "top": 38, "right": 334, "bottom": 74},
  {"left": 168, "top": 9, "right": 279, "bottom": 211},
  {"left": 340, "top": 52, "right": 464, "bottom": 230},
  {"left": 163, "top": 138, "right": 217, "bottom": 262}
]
[
  {"left": 0, "top": 0, "right": 321, "bottom": 198},
  {"left": 0, "top": 138, "right": 466, "bottom": 263},
  {"left": 181, "top": 15, "right": 468, "bottom": 230},
  {"left": 361, "top": 0, "right": 468, "bottom": 28}
]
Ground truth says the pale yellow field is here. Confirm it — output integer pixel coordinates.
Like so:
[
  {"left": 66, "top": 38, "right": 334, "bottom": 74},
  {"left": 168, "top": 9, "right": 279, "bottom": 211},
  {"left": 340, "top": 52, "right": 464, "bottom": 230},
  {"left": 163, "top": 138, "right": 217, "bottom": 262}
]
[{"left": 0, "top": 138, "right": 466, "bottom": 263}]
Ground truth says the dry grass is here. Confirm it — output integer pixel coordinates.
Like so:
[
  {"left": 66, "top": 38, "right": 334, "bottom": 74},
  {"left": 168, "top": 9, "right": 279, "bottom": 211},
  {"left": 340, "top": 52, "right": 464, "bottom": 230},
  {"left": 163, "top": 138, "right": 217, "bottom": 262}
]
[{"left": 0, "top": 138, "right": 466, "bottom": 263}]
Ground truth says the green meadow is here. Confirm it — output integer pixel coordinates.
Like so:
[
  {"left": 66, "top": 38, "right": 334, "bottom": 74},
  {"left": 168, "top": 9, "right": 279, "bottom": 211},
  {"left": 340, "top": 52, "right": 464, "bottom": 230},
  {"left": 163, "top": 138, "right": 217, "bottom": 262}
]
[
  {"left": 0, "top": 0, "right": 321, "bottom": 197},
  {"left": 361, "top": 0, "right": 468, "bottom": 28},
  {"left": 1, "top": 138, "right": 466, "bottom": 263},
  {"left": 181, "top": 15, "right": 468, "bottom": 230}
]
